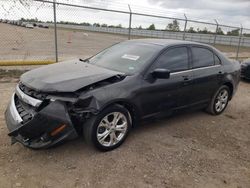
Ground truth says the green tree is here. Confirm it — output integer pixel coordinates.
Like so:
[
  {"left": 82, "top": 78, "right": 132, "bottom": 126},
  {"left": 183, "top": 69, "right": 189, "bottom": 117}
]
[
  {"left": 188, "top": 27, "right": 196, "bottom": 33},
  {"left": 101, "top": 24, "right": 108, "bottom": 27},
  {"left": 81, "top": 22, "right": 91, "bottom": 26},
  {"left": 93, "top": 23, "right": 100, "bottom": 27},
  {"left": 217, "top": 27, "right": 224, "bottom": 35},
  {"left": 166, "top": 19, "right": 180, "bottom": 31},
  {"left": 198, "top": 27, "right": 209, "bottom": 34},
  {"left": 147, "top": 24, "right": 156, "bottom": 30},
  {"left": 116, "top": 24, "right": 122, "bottom": 28},
  {"left": 227, "top": 29, "right": 240, "bottom": 36},
  {"left": 244, "top": 33, "right": 250, "bottom": 37}
]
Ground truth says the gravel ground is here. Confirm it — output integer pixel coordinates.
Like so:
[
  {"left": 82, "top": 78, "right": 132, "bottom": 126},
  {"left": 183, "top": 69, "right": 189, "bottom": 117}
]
[{"left": 0, "top": 76, "right": 250, "bottom": 188}]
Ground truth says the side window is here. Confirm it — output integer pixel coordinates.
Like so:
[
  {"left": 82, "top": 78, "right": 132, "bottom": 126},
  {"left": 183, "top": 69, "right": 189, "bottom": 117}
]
[
  {"left": 192, "top": 47, "right": 214, "bottom": 68},
  {"left": 214, "top": 54, "right": 221, "bottom": 65},
  {"left": 155, "top": 47, "right": 189, "bottom": 72}
]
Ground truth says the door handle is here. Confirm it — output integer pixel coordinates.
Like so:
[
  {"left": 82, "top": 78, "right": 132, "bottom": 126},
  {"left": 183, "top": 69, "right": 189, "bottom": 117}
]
[
  {"left": 217, "top": 71, "right": 223, "bottom": 78},
  {"left": 182, "top": 75, "right": 189, "bottom": 80},
  {"left": 182, "top": 76, "right": 192, "bottom": 86}
]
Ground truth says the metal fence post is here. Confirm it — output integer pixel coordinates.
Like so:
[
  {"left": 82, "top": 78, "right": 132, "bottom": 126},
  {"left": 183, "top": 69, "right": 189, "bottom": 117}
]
[
  {"left": 128, "top": 4, "right": 132, "bottom": 40},
  {"left": 236, "top": 26, "right": 243, "bottom": 60},
  {"left": 53, "top": 0, "right": 58, "bottom": 62},
  {"left": 183, "top": 14, "right": 187, "bottom": 40},
  {"left": 213, "top": 19, "right": 218, "bottom": 45}
]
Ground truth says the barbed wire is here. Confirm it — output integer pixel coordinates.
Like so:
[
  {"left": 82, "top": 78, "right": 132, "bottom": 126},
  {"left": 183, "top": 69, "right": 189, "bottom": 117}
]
[{"left": 0, "top": 0, "right": 249, "bottom": 31}]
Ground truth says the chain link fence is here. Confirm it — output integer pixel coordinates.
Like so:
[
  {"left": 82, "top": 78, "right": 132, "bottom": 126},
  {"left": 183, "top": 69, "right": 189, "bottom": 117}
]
[{"left": 0, "top": 0, "right": 250, "bottom": 65}]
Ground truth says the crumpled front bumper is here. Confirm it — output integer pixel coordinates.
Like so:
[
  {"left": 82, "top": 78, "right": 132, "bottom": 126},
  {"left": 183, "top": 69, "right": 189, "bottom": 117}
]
[{"left": 5, "top": 93, "right": 78, "bottom": 149}]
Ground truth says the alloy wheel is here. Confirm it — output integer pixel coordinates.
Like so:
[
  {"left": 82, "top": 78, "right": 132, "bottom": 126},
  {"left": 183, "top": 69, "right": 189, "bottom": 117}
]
[
  {"left": 214, "top": 89, "right": 229, "bottom": 113},
  {"left": 96, "top": 112, "right": 128, "bottom": 147}
]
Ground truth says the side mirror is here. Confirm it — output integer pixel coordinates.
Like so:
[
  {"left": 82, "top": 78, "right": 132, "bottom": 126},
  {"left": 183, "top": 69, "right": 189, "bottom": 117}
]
[{"left": 151, "top": 68, "right": 170, "bottom": 79}]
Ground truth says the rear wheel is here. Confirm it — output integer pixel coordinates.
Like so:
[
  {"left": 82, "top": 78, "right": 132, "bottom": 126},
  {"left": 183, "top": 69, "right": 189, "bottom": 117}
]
[
  {"left": 206, "top": 85, "right": 230, "bottom": 115},
  {"left": 83, "top": 104, "right": 132, "bottom": 151}
]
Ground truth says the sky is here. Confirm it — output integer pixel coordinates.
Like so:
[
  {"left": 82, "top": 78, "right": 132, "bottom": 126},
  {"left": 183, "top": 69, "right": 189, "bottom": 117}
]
[{"left": 0, "top": 0, "right": 250, "bottom": 33}]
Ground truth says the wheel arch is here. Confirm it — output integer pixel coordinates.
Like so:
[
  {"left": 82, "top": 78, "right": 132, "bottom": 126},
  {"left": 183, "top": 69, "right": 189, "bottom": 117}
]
[
  {"left": 222, "top": 82, "right": 234, "bottom": 99},
  {"left": 100, "top": 100, "right": 140, "bottom": 127}
]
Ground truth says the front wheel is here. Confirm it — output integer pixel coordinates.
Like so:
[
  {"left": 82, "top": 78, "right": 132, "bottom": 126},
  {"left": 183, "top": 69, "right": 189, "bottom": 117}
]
[
  {"left": 206, "top": 85, "right": 230, "bottom": 115},
  {"left": 83, "top": 104, "right": 132, "bottom": 151}
]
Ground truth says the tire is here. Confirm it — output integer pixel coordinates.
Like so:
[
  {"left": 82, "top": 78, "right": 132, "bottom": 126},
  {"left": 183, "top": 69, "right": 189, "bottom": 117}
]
[
  {"left": 83, "top": 104, "right": 132, "bottom": 151},
  {"left": 206, "top": 85, "right": 230, "bottom": 115}
]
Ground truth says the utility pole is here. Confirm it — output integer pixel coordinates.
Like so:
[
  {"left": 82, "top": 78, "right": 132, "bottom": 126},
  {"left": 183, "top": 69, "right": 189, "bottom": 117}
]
[
  {"left": 128, "top": 4, "right": 132, "bottom": 40},
  {"left": 183, "top": 14, "right": 188, "bottom": 40},
  {"left": 213, "top": 19, "right": 219, "bottom": 45},
  {"left": 236, "top": 25, "right": 243, "bottom": 60},
  {"left": 53, "top": 0, "right": 58, "bottom": 62}
]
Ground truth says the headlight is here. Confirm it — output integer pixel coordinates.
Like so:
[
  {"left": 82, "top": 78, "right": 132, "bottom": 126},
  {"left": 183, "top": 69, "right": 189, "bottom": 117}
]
[{"left": 47, "top": 95, "right": 77, "bottom": 103}]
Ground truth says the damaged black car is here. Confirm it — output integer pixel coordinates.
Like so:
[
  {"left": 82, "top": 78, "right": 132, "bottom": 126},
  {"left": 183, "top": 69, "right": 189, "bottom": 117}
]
[{"left": 5, "top": 39, "right": 240, "bottom": 151}]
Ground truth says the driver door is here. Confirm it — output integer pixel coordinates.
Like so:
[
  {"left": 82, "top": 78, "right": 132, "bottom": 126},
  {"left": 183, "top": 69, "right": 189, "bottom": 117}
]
[{"left": 139, "top": 46, "right": 194, "bottom": 117}]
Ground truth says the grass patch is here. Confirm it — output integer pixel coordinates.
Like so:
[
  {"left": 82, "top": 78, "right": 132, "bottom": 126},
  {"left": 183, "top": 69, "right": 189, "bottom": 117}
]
[{"left": 0, "top": 60, "right": 55, "bottom": 66}]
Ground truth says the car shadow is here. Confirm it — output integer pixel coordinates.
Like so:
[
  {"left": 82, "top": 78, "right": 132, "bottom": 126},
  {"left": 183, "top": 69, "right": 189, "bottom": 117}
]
[
  {"left": 41, "top": 108, "right": 208, "bottom": 153},
  {"left": 240, "top": 78, "right": 250, "bottom": 83},
  {"left": 132, "top": 109, "right": 206, "bottom": 133}
]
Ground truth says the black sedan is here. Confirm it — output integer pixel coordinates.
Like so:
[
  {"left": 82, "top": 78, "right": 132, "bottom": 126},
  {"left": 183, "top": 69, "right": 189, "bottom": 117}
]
[
  {"left": 241, "top": 58, "right": 250, "bottom": 80},
  {"left": 5, "top": 39, "right": 240, "bottom": 151}
]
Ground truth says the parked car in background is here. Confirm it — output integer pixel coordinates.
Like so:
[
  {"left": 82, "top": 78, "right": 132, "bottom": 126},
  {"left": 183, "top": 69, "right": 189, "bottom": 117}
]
[
  {"left": 5, "top": 39, "right": 240, "bottom": 151},
  {"left": 37, "top": 23, "right": 49, "bottom": 28},
  {"left": 25, "top": 23, "right": 34, "bottom": 29},
  {"left": 241, "top": 59, "right": 250, "bottom": 80}
]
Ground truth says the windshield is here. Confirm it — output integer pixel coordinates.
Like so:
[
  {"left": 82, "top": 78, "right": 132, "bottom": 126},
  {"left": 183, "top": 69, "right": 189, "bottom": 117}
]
[{"left": 88, "top": 41, "right": 161, "bottom": 74}]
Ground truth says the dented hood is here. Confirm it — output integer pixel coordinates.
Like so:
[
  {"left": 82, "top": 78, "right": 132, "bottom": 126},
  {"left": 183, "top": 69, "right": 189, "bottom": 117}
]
[{"left": 20, "top": 59, "right": 123, "bottom": 92}]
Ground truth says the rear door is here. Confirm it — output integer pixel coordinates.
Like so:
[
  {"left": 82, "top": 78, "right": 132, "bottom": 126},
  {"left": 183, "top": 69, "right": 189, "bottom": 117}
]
[{"left": 190, "top": 46, "right": 223, "bottom": 104}]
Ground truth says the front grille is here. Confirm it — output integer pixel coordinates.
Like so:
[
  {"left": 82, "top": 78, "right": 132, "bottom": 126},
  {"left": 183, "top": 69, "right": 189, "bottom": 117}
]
[
  {"left": 14, "top": 95, "right": 33, "bottom": 123},
  {"left": 19, "top": 82, "right": 47, "bottom": 100}
]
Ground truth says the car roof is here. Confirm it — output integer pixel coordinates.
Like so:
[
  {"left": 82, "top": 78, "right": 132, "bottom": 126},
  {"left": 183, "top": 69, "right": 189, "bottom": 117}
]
[{"left": 128, "top": 38, "right": 210, "bottom": 48}]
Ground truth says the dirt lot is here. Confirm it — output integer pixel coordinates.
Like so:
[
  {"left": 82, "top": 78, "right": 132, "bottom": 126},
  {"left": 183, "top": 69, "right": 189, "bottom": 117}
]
[
  {"left": 0, "top": 23, "right": 127, "bottom": 61},
  {"left": 1, "top": 23, "right": 250, "bottom": 62},
  {"left": 0, "top": 73, "right": 250, "bottom": 188}
]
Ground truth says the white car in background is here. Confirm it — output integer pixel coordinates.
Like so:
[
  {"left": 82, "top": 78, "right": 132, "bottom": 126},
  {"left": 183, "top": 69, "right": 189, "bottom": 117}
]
[{"left": 25, "top": 24, "right": 34, "bottom": 29}]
